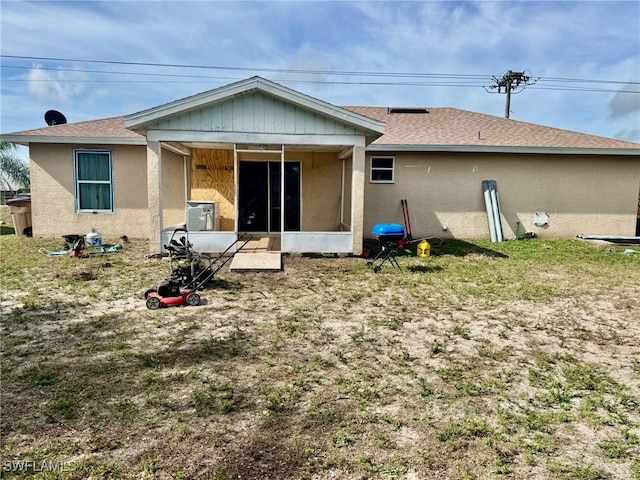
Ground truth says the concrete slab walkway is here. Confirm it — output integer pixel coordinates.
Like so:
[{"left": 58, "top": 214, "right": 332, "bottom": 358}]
[
  {"left": 230, "top": 236, "right": 282, "bottom": 271},
  {"left": 229, "top": 252, "right": 282, "bottom": 271}
]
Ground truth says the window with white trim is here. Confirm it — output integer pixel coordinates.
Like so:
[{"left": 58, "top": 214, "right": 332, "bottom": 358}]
[
  {"left": 74, "top": 150, "right": 114, "bottom": 212},
  {"left": 370, "top": 156, "right": 394, "bottom": 183}
]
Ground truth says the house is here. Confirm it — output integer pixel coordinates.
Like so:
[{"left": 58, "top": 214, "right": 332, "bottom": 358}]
[{"left": 2, "top": 76, "right": 639, "bottom": 256}]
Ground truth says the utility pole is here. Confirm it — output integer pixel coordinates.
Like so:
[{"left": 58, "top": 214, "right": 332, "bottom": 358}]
[{"left": 487, "top": 70, "right": 536, "bottom": 118}]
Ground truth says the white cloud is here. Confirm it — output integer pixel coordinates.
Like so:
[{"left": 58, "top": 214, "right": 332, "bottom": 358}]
[
  {"left": 27, "top": 65, "right": 89, "bottom": 104},
  {"left": 609, "top": 83, "right": 640, "bottom": 119}
]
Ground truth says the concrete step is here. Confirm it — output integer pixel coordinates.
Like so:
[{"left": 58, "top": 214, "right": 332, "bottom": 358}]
[{"left": 229, "top": 252, "right": 282, "bottom": 272}]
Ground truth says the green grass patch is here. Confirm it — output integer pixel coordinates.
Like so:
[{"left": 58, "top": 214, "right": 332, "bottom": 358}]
[{"left": 1, "top": 236, "right": 639, "bottom": 478}]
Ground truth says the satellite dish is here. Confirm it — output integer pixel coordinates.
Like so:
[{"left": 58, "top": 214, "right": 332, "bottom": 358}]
[{"left": 44, "top": 110, "right": 67, "bottom": 126}]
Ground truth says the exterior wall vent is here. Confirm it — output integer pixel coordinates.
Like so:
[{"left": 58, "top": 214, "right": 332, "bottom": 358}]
[{"left": 387, "top": 108, "right": 429, "bottom": 114}]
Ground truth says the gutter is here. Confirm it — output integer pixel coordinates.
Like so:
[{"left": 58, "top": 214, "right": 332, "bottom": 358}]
[
  {"left": 0, "top": 135, "right": 147, "bottom": 146},
  {"left": 366, "top": 144, "right": 640, "bottom": 156}
]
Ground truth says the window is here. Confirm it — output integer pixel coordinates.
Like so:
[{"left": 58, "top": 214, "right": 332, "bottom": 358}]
[
  {"left": 74, "top": 150, "right": 113, "bottom": 212},
  {"left": 370, "top": 156, "right": 394, "bottom": 183}
]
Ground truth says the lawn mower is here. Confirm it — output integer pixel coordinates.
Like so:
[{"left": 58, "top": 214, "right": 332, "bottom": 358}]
[
  {"left": 144, "top": 283, "right": 202, "bottom": 310},
  {"left": 144, "top": 229, "right": 252, "bottom": 309}
]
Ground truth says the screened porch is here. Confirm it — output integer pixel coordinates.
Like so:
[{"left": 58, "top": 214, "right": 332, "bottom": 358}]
[{"left": 160, "top": 142, "right": 360, "bottom": 254}]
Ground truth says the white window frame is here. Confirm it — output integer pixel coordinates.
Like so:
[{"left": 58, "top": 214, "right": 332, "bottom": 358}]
[
  {"left": 370, "top": 156, "right": 395, "bottom": 183},
  {"left": 74, "top": 149, "right": 114, "bottom": 213}
]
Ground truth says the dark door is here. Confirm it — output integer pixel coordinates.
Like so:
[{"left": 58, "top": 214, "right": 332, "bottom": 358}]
[{"left": 238, "top": 161, "right": 301, "bottom": 232}]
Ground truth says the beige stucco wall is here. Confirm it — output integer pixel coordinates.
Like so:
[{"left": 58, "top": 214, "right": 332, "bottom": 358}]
[
  {"left": 297, "top": 151, "right": 343, "bottom": 232},
  {"left": 364, "top": 152, "right": 640, "bottom": 240},
  {"left": 29, "top": 143, "right": 148, "bottom": 239},
  {"left": 343, "top": 155, "right": 353, "bottom": 230},
  {"left": 161, "top": 149, "right": 187, "bottom": 227},
  {"left": 31, "top": 142, "right": 636, "bottom": 244},
  {"left": 29, "top": 143, "right": 185, "bottom": 240}
]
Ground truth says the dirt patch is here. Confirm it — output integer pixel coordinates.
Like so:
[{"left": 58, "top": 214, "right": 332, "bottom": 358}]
[{"left": 60, "top": 269, "right": 99, "bottom": 281}]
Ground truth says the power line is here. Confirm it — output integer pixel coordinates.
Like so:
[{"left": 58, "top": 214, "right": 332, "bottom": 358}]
[
  {"left": 3, "top": 54, "right": 637, "bottom": 85},
  {"left": 542, "top": 76, "right": 640, "bottom": 85},
  {"left": 0, "top": 69, "right": 632, "bottom": 93},
  {"left": 2, "top": 64, "right": 239, "bottom": 81},
  {"left": 0, "top": 65, "right": 487, "bottom": 86},
  {"left": 0, "top": 54, "right": 489, "bottom": 80},
  {"left": 1, "top": 77, "right": 489, "bottom": 88},
  {"left": 530, "top": 85, "right": 639, "bottom": 94},
  {"left": 1, "top": 55, "right": 638, "bottom": 94}
]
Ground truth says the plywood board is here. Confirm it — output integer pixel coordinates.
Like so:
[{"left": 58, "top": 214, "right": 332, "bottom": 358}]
[{"left": 191, "top": 149, "right": 235, "bottom": 231}]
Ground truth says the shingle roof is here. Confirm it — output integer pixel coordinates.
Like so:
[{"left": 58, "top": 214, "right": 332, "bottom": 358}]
[
  {"left": 3, "top": 109, "right": 639, "bottom": 151},
  {"left": 344, "top": 107, "right": 640, "bottom": 150},
  {"left": 2, "top": 116, "right": 144, "bottom": 142}
]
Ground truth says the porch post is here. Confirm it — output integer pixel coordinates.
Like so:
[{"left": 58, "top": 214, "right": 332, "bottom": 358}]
[
  {"left": 233, "top": 144, "right": 238, "bottom": 233},
  {"left": 147, "top": 140, "right": 163, "bottom": 253},
  {"left": 281, "top": 144, "right": 285, "bottom": 236},
  {"left": 341, "top": 158, "right": 346, "bottom": 228},
  {"left": 351, "top": 145, "right": 365, "bottom": 255}
]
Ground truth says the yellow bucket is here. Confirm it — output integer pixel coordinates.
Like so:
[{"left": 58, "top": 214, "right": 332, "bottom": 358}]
[{"left": 417, "top": 240, "right": 430, "bottom": 257}]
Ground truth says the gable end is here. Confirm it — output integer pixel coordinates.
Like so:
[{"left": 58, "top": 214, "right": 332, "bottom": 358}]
[{"left": 143, "top": 91, "right": 367, "bottom": 137}]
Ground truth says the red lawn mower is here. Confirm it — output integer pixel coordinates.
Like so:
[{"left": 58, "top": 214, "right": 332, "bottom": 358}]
[
  {"left": 144, "top": 285, "right": 202, "bottom": 310},
  {"left": 144, "top": 229, "right": 251, "bottom": 310}
]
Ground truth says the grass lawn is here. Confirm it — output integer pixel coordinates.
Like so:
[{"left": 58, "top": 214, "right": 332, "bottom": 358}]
[
  {"left": 1, "top": 235, "right": 639, "bottom": 479},
  {"left": 1, "top": 225, "right": 16, "bottom": 235}
]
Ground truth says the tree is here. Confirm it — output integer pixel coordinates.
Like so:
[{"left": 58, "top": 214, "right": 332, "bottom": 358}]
[{"left": 0, "top": 139, "right": 30, "bottom": 192}]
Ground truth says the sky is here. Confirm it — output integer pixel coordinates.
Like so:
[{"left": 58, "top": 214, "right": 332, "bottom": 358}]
[{"left": 1, "top": 0, "right": 639, "bottom": 159}]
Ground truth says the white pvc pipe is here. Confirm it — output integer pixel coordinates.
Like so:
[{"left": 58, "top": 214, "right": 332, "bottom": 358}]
[
  {"left": 490, "top": 185, "right": 504, "bottom": 242},
  {"left": 483, "top": 182, "right": 497, "bottom": 242}
]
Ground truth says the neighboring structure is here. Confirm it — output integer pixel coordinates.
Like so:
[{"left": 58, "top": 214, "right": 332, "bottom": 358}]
[
  {"left": 0, "top": 187, "right": 26, "bottom": 205},
  {"left": 3, "top": 76, "right": 639, "bottom": 254}
]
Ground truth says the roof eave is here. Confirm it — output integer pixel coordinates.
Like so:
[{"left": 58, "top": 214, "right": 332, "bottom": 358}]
[
  {"left": 0, "top": 135, "right": 147, "bottom": 146},
  {"left": 367, "top": 144, "right": 640, "bottom": 155}
]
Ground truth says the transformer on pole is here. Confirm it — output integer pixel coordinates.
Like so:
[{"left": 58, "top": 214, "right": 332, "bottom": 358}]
[{"left": 487, "top": 70, "right": 537, "bottom": 118}]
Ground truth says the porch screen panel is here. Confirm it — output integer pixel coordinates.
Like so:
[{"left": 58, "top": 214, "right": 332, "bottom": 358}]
[
  {"left": 284, "top": 162, "right": 301, "bottom": 231},
  {"left": 270, "top": 162, "right": 301, "bottom": 232},
  {"left": 75, "top": 150, "right": 113, "bottom": 211}
]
